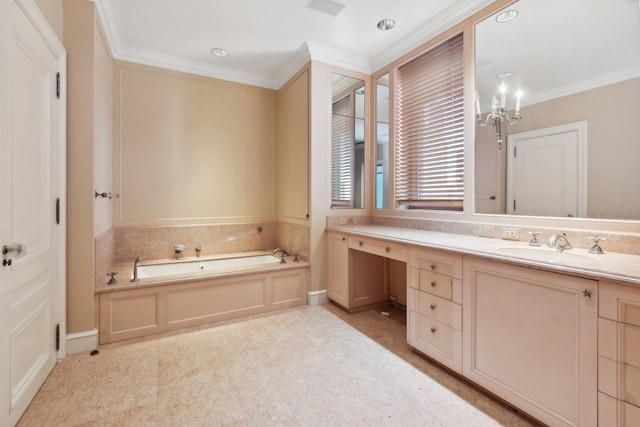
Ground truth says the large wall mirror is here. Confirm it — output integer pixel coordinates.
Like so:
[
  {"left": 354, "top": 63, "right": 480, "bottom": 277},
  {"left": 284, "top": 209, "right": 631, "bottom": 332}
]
[
  {"left": 375, "top": 73, "right": 390, "bottom": 209},
  {"left": 475, "top": 0, "right": 640, "bottom": 220},
  {"left": 331, "top": 73, "right": 365, "bottom": 209}
]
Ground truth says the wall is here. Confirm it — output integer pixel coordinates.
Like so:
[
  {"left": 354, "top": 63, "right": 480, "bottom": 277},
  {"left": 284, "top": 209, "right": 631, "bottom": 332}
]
[
  {"left": 34, "top": 0, "right": 62, "bottom": 40},
  {"left": 113, "top": 61, "right": 278, "bottom": 226},
  {"left": 476, "top": 77, "right": 640, "bottom": 219}
]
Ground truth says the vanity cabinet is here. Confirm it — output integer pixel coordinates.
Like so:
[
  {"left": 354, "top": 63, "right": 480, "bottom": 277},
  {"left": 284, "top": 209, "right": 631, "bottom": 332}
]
[
  {"left": 407, "top": 248, "right": 463, "bottom": 373},
  {"left": 327, "top": 232, "right": 400, "bottom": 312},
  {"left": 463, "top": 257, "right": 598, "bottom": 427},
  {"left": 598, "top": 281, "right": 640, "bottom": 426}
]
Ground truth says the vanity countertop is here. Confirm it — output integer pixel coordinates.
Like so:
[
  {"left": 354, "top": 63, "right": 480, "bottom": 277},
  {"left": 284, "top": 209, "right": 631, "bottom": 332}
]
[{"left": 328, "top": 224, "right": 640, "bottom": 287}]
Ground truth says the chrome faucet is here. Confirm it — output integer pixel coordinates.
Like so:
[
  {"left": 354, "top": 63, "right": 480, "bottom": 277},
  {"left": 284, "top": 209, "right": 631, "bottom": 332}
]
[
  {"left": 547, "top": 232, "right": 572, "bottom": 252},
  {"left": 131, "top": 256, "right": 143, "bottom": 282},
  {"left": 272, "top": 248, "right": 289, "bottom": 263}
]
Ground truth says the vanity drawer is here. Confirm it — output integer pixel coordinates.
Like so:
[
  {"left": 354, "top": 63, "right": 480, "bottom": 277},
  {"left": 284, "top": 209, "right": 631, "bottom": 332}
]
[
  {"left": 348, "top": 236, "right": 407, "bottom": 261},
  {"left": 409, "top": 288, "right": 461, "bottom": 330},
  {"left": 599, "top": 392, "right": 640, "bottom": 427},
  {"left": 408, "top": 309, "right": 462, "bottom": 372},
  {"left": 624, "top": 304, "right": 640, "bottom": 328},
  {"left": 408, "top": 267, "right": 462, "bottom": 304},
  {"left": 599, "top": 281, "right": 640, "bottom": 323},
  {"left": 410, "top": 247, "right": 462, "bottom": 279}
]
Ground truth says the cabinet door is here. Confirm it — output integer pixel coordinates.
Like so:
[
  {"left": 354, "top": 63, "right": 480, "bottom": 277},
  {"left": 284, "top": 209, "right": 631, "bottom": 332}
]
[
  {"left": 327, "top": 233, "right": 349, "bottom": 307},
  {"left": 463, "top": 257, "right": 597, "bottom": 427}
]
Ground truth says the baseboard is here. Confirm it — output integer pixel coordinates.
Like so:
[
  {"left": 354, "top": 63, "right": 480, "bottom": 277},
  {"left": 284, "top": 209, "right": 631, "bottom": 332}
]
[
  {"left": 66, "top": 329, "right": 99, "bottom": 354},
  {"left": 307, "top": 289, "right": 329, "bottom": 306}
]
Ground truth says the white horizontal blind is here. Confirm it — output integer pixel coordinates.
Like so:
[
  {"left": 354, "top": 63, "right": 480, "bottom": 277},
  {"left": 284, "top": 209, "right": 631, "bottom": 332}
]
[
  {"left": 396, "top": 33, "right": 464, "bottom": 210},
  {"left": 331, "top": 95, "right": 353, "bottom": 207}
]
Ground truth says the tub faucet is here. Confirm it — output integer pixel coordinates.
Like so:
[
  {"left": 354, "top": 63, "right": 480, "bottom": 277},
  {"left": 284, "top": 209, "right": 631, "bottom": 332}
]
[
  {"left": 547, "top": 232, "right": 572, "bottom": 252},
  {"left": 131, "top": 256, "right": 143, "bottom": 282},
  {"left": 273, "top": 248, "right": 289, "bottom": 263}
]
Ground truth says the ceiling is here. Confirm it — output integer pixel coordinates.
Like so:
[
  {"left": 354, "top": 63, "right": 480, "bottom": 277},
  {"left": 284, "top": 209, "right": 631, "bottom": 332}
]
[{"left": 94, "top": 0, "right": 493, "bottom": 89}]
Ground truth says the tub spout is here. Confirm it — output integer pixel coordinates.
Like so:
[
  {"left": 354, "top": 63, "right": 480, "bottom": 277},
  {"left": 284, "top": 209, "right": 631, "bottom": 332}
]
[
  {"left": 273, "top": 248, "right": 289, "bottom": 263},
  {"left": 131, "top": 256, "right": 143, "bottom": 282}
]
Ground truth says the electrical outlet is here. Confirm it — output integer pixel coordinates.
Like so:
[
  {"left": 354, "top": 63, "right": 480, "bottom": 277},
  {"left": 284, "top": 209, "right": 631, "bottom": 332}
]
[
  {"left": 478, "top": 226, "right": 493, "bottom": 238},
  {"left": 502, "top": 228, "right": 519, "bottom": 241},
  {"left": 339, "top": 217, "right": 348, "bottom": 225}
]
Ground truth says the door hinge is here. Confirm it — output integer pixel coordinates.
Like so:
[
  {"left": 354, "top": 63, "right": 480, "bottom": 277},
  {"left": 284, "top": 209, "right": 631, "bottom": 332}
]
[
  {"left": 514, "top": 145, "right": 517, "bottom": 157},
  {"left": 56, "top": 72, "right": 60, "bottom": 99},
  {"left": 55, "top": 324, "right": 60, "bottom": 351},
  {"left": 56, "top": 198, "right": 60, "bottom": 225},
  {"left": 513, "top": 199, "right": 516, "bottom": 211}
]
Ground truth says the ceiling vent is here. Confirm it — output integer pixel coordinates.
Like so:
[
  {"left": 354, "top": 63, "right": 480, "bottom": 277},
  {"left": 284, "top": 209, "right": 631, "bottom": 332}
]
[{"left": 305, "top": 0, "right": 346, "bottom": 17}]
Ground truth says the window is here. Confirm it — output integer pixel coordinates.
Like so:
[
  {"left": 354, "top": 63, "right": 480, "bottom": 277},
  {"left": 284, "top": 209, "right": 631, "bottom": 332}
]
[{"left": 395, "top": 33, "right": 464, "bottom": 210}]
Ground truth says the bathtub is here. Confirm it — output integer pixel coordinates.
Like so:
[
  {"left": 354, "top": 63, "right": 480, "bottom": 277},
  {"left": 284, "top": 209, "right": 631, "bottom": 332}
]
[
  {"left": 135, "top": 253, "right": 283, "bottom": 280},
  {"left": 98, "top": 251, "right": 309, "bottom": 343}
]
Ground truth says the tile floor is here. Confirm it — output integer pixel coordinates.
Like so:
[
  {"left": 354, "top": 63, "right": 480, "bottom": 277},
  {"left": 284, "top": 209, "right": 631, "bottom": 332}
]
[{"left": 18, "top": 304, "right": 539, "bottom": 426}]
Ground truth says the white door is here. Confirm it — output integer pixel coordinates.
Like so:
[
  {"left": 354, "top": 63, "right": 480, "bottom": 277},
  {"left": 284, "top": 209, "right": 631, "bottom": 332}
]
[
  {"left": 0, "top": 0, "right": 66, "bottom": 425},
  {"left": 507, "top": 121, "right": 587, "bottom": 217}
]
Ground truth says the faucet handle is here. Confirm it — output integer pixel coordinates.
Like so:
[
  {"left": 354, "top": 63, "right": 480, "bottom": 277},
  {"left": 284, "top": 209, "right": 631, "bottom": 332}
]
[
  {"left": 588, "top": 235, "right": 606, "bottom": 254},
  {"left": 528, "top": 231, "right": 541, "bottom": 246}
]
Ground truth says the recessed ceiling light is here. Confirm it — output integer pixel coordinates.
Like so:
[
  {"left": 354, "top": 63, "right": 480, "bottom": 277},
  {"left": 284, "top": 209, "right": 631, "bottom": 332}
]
[
  {"left": 211, "top": 48, "right": 228, "bottom": 57},
  {"left": 497, "top": 72, "right": 513, "bottom": 79},
  {"left": 495, "top": 9, "right": 518, "bottom": 23},
  {"left": 377, "top": 19, "right": 396, "bottom": 31}
]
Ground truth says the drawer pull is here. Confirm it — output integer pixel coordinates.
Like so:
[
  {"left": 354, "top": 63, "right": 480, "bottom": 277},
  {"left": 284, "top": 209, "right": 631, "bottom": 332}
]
[
  {"left": 430, "top": 264, "right": 436, "bottom": 271},
  {"left": 430, "top": 281, "right": 436, "bottom": 288},
  {"left": 430, "top": 327, "right": 437, "bottom": 334},
  {"left": 430, "top": 304, "right": 436, "bottom": 310},
  {"left": 342, "top": 237, "right": 346, "bottom": 241},
  {"left": 582, "top": 289, "right": 592, "bottom": 298},
  {"left": 359, "top": 241, "right": 363, "bottom": 247},
  {"left": 385, "top": 247, "right": 391, "bottom": 252}
]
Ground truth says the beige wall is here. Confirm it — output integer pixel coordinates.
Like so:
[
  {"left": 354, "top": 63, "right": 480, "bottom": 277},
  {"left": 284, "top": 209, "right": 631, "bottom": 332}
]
[
  {"left": 476, "top": 77, "right": 640, "bottom": 220},
  {"left": 113, "top": 62, "right": 278, "bottom": 226},
  {"left": 34, "top": 0, "right": 63, "bottom": 41}
]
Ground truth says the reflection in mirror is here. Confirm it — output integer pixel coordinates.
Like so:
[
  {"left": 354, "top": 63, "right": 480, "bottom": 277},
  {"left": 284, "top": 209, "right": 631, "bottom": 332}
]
[
  {"left": 475, "top": 0, "right": 640, "bottom": 220},
  {"left": 376, "top": 73, "right": 390, "bottom": 209},
  {"left": 331, "top": 73, "right": 365, "bottom": 209}
]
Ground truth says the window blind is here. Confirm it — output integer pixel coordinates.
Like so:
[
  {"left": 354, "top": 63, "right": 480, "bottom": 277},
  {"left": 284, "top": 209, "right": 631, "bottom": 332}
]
[
  {"left": 395, "top": 33, "right": 464, "bottom": 210},
  {"left": 331, "top": 94, "right": 354, "bottom": 207}
]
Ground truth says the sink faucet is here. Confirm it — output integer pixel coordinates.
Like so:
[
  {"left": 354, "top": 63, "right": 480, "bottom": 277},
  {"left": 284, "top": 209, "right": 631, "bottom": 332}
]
[
  {"left": 131, "top": 256, "right": 143, "bottom": 282},
  {"left": 547, "top": 232, "right": 572, "bottom": 252},
  {"left": 272, "top": 248, "right": 289, "bottom": 263}
]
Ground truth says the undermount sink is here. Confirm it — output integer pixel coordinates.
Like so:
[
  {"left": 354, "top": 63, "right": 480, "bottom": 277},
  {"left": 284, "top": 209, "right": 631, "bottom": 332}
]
[{"left": 496, "top": 247, "right": 594, "bottom": 264}]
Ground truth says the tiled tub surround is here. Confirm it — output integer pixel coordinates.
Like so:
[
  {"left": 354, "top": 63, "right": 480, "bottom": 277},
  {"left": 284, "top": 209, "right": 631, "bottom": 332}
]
[
  {"left": 94, "top": 222, "right": 310, "bottom": 344},
  {"left": 96, "top": 221, "right": 310, "bottom": 287},
  {"left": 328, "top": 215, "right": 640, "bottom": 256}
]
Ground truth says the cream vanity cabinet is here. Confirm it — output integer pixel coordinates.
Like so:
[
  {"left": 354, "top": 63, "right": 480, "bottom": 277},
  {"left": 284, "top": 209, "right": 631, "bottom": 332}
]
[
  {"left": 327, "top": 231, "right": 407, "bottom": 312},
  {"left": 598, "top": 281, "right": 640, "bottom": 426},
  {"left": 407, "top": 247, "right": 463, "bottom": 373},
  {"left": 463, "top": 256, "right": 598, "bottom": 427}
]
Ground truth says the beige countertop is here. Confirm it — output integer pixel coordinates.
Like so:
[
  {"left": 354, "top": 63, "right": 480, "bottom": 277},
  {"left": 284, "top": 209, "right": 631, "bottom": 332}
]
[{"left": 328, "top": 224, "right": 640, "bottom": 287}]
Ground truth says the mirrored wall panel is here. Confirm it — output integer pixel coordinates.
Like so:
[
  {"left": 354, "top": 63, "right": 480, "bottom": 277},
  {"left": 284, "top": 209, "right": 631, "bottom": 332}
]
[
  {"left": 475, "top": 0, "right": 640, "bottom": 220},
  {"left": 376, "top": 73, "right": 390, "bottom": 209},
  {"left": 331, "top": 73, "right": 365, "bottom": 209}
]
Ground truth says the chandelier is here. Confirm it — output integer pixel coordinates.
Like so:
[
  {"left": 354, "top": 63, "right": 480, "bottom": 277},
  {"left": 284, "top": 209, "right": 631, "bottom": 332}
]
[{"left": 476, "top": 83, "right": 522, "bottom": 149}]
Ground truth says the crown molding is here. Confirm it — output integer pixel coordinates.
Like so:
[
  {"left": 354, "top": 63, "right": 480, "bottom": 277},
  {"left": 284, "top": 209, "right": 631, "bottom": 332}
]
[{"left": 370, "top": 0, "right": 493, "bottom": 73}]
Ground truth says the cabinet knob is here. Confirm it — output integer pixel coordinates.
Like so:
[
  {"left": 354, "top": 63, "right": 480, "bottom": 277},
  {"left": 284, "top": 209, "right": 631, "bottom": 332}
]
[
  {"left": 430, "top": 328, "right": 437, "bottom": 334},
  {"left": 430, "top": 304, "right": 436, "bottom": 310},
  {"left": 359, "top": 241, "right": 363, "bottom": 247},
  {"left": 430, "top": 264, "right": 436, "bottom": 271},
  {"left": 582, "top": 289, "right": 592, "bottom": 298},
  {"left": 342, "top": 237, "right": 346, "bottom": 241},
  {"left": 385, "top": 247, "right": 390, "bottom": 252},
  {"left": 430, "top": 281, "right": 436, "bottom": 287}
]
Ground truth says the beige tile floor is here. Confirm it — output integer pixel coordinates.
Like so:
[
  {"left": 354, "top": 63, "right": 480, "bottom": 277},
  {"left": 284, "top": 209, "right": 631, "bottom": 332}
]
[{"left": 18, "top": 304, "right": 539, "bottom": 426}]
